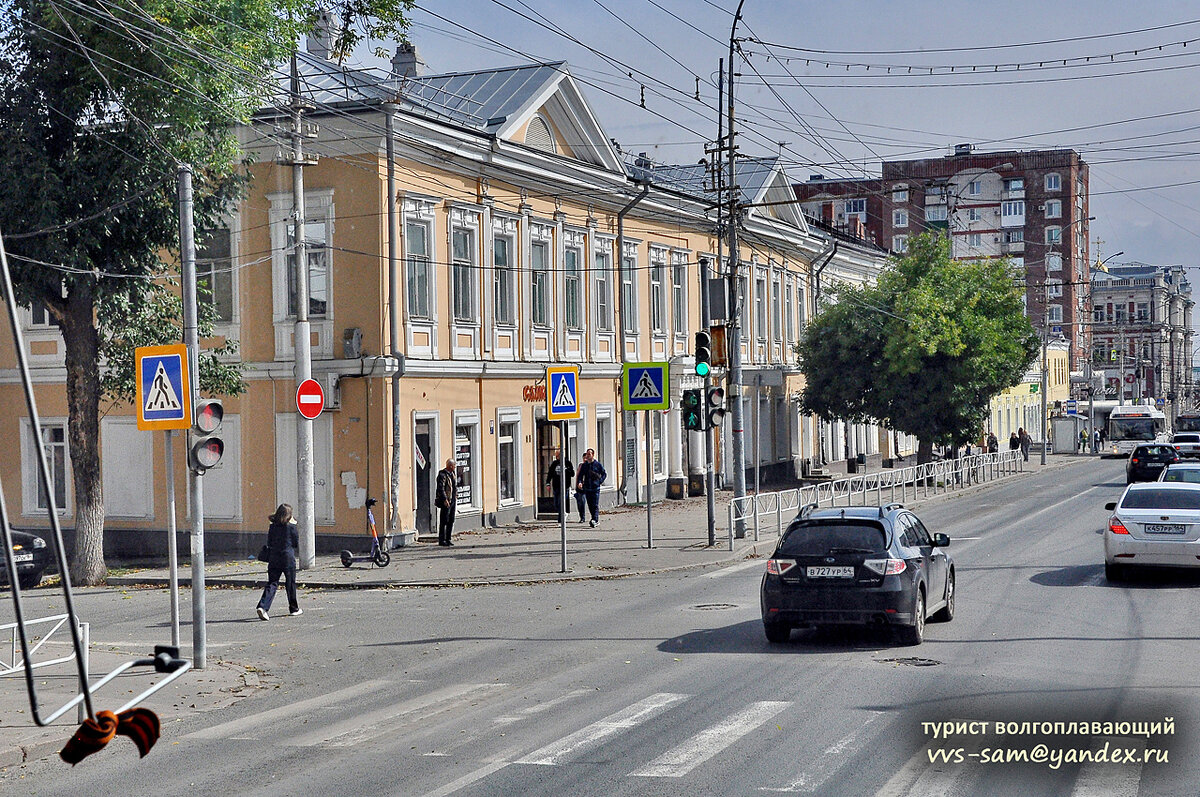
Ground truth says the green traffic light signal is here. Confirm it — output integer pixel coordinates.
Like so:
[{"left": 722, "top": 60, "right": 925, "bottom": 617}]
[
  {"left": 694, "top": 330, "right": 712, "bottom": 376},
  {"left": 682, "top": 389, "right": 704, "bottom": 431},
  {"left": 695, "top": 361, "right": 710, "bottom": 377}
]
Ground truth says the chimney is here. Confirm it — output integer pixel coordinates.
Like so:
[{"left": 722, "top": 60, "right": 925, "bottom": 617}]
[
  {"left": 392, "top": 41, "right": 427, "bottom": 79},
  {"left": 306, "top": 9, "right": 336, "bottom": 61},
  {"left": 634, "top": 152, "right": 653, "bottom": 169},
  {"left": 953, "top": 143, "right": 974, "bottom": 156}
]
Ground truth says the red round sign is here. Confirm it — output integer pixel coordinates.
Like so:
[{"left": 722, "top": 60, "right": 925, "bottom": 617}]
[{"left": 296, "top": 378, "right": 325, "bottom": 419}]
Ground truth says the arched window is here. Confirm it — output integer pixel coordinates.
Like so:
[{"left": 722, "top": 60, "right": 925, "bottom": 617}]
[{"left": 524, "top": 115, "right": 556, "bottom": 153}]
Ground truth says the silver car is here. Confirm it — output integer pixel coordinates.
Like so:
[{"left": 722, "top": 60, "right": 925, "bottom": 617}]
[
  {"left": 1158, "top": 462, "right": 1200, "bottom": 484},
  {"left": 1104, "top": 482, "right": 1200, "bottom": 581}
]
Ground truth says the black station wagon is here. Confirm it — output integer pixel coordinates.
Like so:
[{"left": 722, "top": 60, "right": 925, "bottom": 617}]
[{"left": 760, "top": 503, "right": 954, "bottom": 646}]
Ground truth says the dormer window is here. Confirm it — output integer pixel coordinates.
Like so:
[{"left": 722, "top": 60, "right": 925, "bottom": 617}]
[{"left": 524, "top": 115, "right": 556, "bottom": 154}]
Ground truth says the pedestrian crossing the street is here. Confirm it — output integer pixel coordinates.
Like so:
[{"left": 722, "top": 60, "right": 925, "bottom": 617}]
[{"left": 185, "top": 682, "right": 1166, "bottom": 796}]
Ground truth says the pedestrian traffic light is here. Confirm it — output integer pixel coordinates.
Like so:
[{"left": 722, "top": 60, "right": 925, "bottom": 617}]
[
  {"left": 707, "top": 386, "right": 726, "bottom": 428},
  {"left": 682, "top": 389, "right": 704, "bottom": 431},
  {"left": 189, "top": 398, "right": 224, "bottom": 473},
  {"left": 694, "top": 331, "right": 711, "bottom": 377}
]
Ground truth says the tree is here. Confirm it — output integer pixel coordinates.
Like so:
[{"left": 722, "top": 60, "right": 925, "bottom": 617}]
[
  {"left": 0, "top": 0, "right": 412, "bottom": 584},
  {"left": 798, "top": 232, "right": 1038, "bottom": 464}
]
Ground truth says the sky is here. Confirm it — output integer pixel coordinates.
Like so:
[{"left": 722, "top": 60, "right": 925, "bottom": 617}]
[{"left": 350, "top": 0, "right": 1200, "bottom": 273}]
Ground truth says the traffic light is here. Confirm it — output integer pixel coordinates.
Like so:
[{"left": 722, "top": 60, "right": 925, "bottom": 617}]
[
  {"left": 694, "top": 331, "right": 711, "bottom": 377},
  {"left": 682, "top": 389, "right": 703, "bottom": 431},
  {"left": 189, "top": 399, "right": 224, "bottom": 473},
  {"left": 707, "top": 386, "right": 726, "bottom": 428}
]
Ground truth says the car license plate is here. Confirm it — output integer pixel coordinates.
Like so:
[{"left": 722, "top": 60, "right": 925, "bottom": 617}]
[
  {"left": 806, "top": 566, "right": 854, "bottom": 578},
  {"left": 1145, "top": 523, "right": 1186, "bottom": 535},
  {"left": 11, "top": 552, "right": 32, "bottom": 563}
]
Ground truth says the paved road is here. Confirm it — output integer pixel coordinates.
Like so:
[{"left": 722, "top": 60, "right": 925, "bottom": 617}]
[{"left": 4, "top": 457, "right": 1198, "bottom": 795}]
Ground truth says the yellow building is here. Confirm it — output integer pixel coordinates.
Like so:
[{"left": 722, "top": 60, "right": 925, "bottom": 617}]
[
  {"left": 0, "top": 43, "right": 890, "bottom": 554},
  {"left": 989, "top": 338, "right": 1070, "bottom": 444}
]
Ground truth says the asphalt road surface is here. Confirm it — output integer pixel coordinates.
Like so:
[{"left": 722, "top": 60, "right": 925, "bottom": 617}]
[{"left": 4, "top": 457, "right": 1198, "bottom": 796}]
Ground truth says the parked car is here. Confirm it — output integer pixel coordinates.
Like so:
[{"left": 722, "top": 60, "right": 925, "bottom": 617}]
[
  {"left": 1104, "top": 482, "right": 1200, "bottom": 581},
  {"left": 1126, "top": 444, "right": 1180, "bottom": 484},
  {"left": 1158, "top": 462, "right": 1200, "bottom": 483},
  {"left": 1170, "top": 433, "right": 1200, "bottom": 459},
  {"left": 760, "top": 503, "right": 954, "bottom": 646},
  {"left": 0, "top": 529, "right": 50, "bottom": 590}
]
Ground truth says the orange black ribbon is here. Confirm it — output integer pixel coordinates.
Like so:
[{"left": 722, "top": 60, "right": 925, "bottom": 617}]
[{"left": 60, "top": 708, "right": 161, "bottom": 765}]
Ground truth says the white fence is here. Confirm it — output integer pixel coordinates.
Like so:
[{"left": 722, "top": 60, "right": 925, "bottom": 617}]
[{"left": 727, "top": 450, "right": 1024, "bottom": 550}]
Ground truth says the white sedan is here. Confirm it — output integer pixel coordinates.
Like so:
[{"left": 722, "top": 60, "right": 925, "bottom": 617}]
[{"left": 1104, "top": 482, "right": 1200, "bottom": 581}]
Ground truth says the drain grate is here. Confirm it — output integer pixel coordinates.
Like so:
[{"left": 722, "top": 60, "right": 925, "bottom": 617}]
[
  {"left": 689, "top": 603, "right": 738, "bottom": 611},
  {"left": 877, "top": 656, "right": 941, "bottom": 667}
]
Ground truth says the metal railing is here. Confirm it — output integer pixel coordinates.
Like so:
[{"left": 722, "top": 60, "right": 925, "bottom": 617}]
[
  {"left": 728, "top": 450, "right": 1024, "bottom": 550},
  {"left": 1, "top": 614, "right": 87, "bottom": 678}
]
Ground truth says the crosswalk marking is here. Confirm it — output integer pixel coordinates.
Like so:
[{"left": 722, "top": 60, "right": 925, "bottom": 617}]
[
  {"left": 761, "top": 711, "right": 885, "bottom": 792},
  {"left": 289, "top": 682, "right": 508, "bottom": 748},
  {"left": 700, "top": 558, "right": 767, "bottom": 578},
  {"left": 418, "top": 760, "right": 511, "bottom": 797},
  {"left": 184, "top": 679, "right": 390, "bottom": 740},
  {"left": 493, "top": 689, "right": 591, "bottom": 726},
  {"left": 1070, "top": 737, "right": 1147, "bottom": 797},
  {"left": 630, "top": 701, "right": 791, "bottom": 778},
  {"left": 515, "top": 693, "right": 688, "bottom": 766},
  {"left": 874, "top": 719, "right": 984, "bottom": 797}
]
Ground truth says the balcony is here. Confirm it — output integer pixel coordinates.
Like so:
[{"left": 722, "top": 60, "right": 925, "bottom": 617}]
[{"left": 1002, "top": 241, "right": 1025, "bottom": 255}]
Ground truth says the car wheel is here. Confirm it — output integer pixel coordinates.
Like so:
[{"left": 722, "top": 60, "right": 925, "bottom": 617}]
[
  {"left": 931, "top": 570, "right": 955, "bottom": 622},
  {"left": 763, "top": 621, "right": 791, "bottom": 644},
  {"left": 1105, "top": 562, "right": 1125, "bottom": 582},
  {"left": 898, "top": 589, "right": 925, "bottom": 646},
  {"left": 17, "top": 571, "right": 42, "bottom": 590}
]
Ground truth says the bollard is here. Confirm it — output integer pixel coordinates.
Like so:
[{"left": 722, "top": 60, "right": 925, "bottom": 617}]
[
  {"left": 77, "top": 621, "right": 89, "bottom": 724},
  {"left": 753, "top": 495, "right": 761, "bottom": 542}
]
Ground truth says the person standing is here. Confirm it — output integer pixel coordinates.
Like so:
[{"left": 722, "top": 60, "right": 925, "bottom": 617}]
[
  {"left": 256, "top": 503, "right": 300, "bottom": 620},
  {"left": 546, "top": 448, "right": 574, "bottom": 522},
  {"left": 1018, "top": 427, "right": 1031, "bottom": 462},
  {"left": 1093, "top": 427, "right": 1101, "bottom": 453},
  {"left": 1009, "top": 431, "right": 1020, "bottom": 452},
  {"left": 576, "top": 448, "right": 607, "bottom": 527},
  {"left": 435, "top": 458, "right": 458, "bottom": 546},
  {"left": 987, "top": 432, "right": 998, "bottom": 454}
]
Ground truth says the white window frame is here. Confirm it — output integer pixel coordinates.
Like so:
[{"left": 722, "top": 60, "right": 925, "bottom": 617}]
[
  {"left": 925, "top": 205, "right": 947, "bottom": 222},
  {"left": 892, "top": 186, "right": 908, "bottom": 202},
  {"left": 1044, "top": 199, "right": 1062, "bottom": 219},
  {"left": 451, "top": 410, "right": 482, "bottom": 514},
  {"left": 784, "top": 274, "right": 795, "bottom": 344},
  {"left": 967, "top": 233, "right": 983, "bottom": 248},
  {"left": 844, "top": 198, "right": 866, "bottom": 214},
  {"left": 1048, "top": 304, "right": 1063, "bottom": 324},
  {"left": 1046, "top": 252, "right": 1063, "bottom": 272},
  {"left": 196, "top": 226, "right": 237, "bottom": 326},
  {"left": 671, "top": 250, "right": 688, "bottom": 337},
  {"left": 968, "top": 208, "right": 982, "bottom": 222},
  {"left": 493, "top": 227, "right": 516, "bottom": 326},
  {"left": 621, "top": 241, "right": 639, "bottom": 335},
  {"left": 1045, "top": 173, "right": 1062, "bottom": 191},
  {"left": 269, "top": 189, "right": 334, "bottom": 322},
  {"left": 892, "top": 235, "right": 909, "bottom": 253},
  {"left": 496, "top": 408, "right": 521, "bottom": 506},
  {"left": 595, "top": 404, "right": 616, "bottom": 490},
  {"left": 564, "top": 240, "right": 584, "bottom": 330},
  {"left": 893, "top": 209, "right": 908, "bottom": 228},
  {"left": 531, "top": 236, "right": 551, "bottom": 327},
  {"left": 594, "top": 241, "right": 614, "bottom": 332},
  {"left": 967, "top": 180, "right": 981, "bottom": 196},
  {"left": 1046, "top": 278, "right": 1063, "bottom": 298},
  {"left": 771, "top": 270, "right": 783, "bottom": 344},
  {"left": 649, "top": 246, "right": 668, "bottom": 334},
  {"left": 21, "top": 418, "right": 71, "bottom": 517},
  {"left": 755, "top": 269, "right": 768, "bottom": 341},
  {"left": 450, "top": 215, "right": 479, "bottom": 324},
  {"left": 1046, "top": 226, "right": 1062, "bottom": 245},
  {"left": 405, "top": 215, "right": 434, "bottom": 320}
]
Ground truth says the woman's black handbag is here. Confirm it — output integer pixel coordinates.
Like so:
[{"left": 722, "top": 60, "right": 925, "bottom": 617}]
[{"left": 257, "top": 544, "right": 270, "bottom": 563}]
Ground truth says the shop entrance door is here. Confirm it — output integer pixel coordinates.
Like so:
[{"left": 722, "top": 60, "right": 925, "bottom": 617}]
[
  {"left": 536, "top": 420, "right": 558, "bottom": 517},
  {"left": 414, "top": 420, "right": 433, "bottom": 535}
]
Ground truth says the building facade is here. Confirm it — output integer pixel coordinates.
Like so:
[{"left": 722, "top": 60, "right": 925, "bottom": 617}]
[{"left": 0, "top": 43, "right": 894, "bottom": 553}]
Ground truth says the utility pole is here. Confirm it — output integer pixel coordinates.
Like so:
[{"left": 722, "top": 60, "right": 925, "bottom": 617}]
[
  {"left": 1041, "top": 280, "right": 1049, "bottom": 465},
  {"left": 384, "top": 102, "right": 403, "bottom": 539},
  {"left": 289, "top": 53, "right": 317, "bottom": 569},
  {"left": 727, "top": 0, "right": 749, "bottom": 535}
]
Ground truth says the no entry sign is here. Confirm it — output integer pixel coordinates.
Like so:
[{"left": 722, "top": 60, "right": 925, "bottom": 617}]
[{"left": 296, "top": 378, "right": 325, "bottom": 420}]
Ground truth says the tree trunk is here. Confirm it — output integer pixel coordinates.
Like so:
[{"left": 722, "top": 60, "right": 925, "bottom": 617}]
[
  {"left": 917, "top": 438, "right": 934, "bottom": 465},
  {"left": 60, "top": 288, "right": 106, "bottom": 586}
]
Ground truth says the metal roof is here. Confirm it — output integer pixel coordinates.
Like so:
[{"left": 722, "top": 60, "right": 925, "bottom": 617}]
[{"left": 626, "top": 157, "right": 781, "bottom": 206}]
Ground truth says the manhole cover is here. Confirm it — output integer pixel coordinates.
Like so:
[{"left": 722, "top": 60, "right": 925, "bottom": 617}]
[
  {"left": 689, "top": 603, "right": 738, "bottom": 611},
  {"left": 877, "top": 657, "right": 941, "bottom": 667}
]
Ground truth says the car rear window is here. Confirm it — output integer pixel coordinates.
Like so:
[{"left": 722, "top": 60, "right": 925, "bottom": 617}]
[
  {"left": 777, "top": 522, "right": 887, "bottom": 556},
  {"left": 1122, "top": 488, "right": 1200, "bottom": 509},
  {"left": 1161, "top": 470, "right": 1200, "bottom": 483},
  {"left": 1173, "top": 434, "right": 1200, "bottom": 443},
  {"left": 1138, "top": 446, "right": 1176, "bottom": 457}
]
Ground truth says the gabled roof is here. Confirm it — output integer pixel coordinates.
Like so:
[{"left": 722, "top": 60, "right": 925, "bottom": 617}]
[
  {"left": 627, "top": 156, "right": 808, "bottom": 231},
  {"left": 283, "top": 52, "right": 624, "bottom": 172}
]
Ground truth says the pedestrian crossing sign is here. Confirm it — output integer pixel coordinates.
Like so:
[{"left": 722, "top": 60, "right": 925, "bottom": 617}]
[
  {"left": 622, "top": 362, "right": 670, "bottom": 411},
  {"left": 546, "top": 366, "right": 581, "bottom": 420},
  {"left": 135, "top": 344, "right": 191, "bottom": 431}
]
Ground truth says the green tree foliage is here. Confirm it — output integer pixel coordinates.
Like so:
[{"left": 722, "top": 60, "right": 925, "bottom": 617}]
[
  {"left": 797, "top": 233, "right": 1038, "bottom": 463},
  {"left": 0, "top": 0, "right": 412, "bottom": 584}
]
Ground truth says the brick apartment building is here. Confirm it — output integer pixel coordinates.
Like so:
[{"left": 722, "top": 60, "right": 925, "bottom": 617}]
[{"left": 796, "top": 145, "right": 1091, "bottom": 367}]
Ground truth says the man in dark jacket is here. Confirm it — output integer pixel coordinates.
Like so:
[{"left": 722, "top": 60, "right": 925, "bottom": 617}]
[
  {"left": 546, "top": 449, "right": 574, "bottom": 521},
  {"left": 575, "top": 448, "right": 607, "bottom": 527},
  {"left": 435, "top": 458, "right": 458, "bottom": 546}
]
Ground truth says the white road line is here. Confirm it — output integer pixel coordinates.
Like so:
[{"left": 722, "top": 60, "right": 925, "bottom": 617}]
[
  {"left": 873, "top": 719, "right": 983, "bottom": 797},
  {"left": 417, "top": 760, "right": 511, "bottom": 797},
  {"left": 515, "top": 693, "right": 689, "bottom": 766},
  {"left": 1071, "top": 737, "right": 1147, "bottom": 797},
  {"left": 630, "top": 700, "right": 790, "bottom": 778},
  {"left": 184, "top": 679, "right": 390, "bottom": 739},
  {"left": 493, "top": 688, "right": 591, "bottom": 725},
  {"left": 761, "top": 711, "right": 885, "bottom": 792},
  {"left": 700, "top": 558, "right": 768, "bottom": 578},
  {"left": 290, "top": 682, "right": 509, "bottom": 748}
]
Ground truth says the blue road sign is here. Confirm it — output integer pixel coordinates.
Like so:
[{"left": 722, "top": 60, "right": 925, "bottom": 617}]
[
  {"left": 622, "top": 362, "right": 670, "bottom": 411},
  {"left": 546, "top": 366, "right": 580, "bottom": 420},
  {"left": 136, "top": 344, "right": 191, "bottom": 431}
]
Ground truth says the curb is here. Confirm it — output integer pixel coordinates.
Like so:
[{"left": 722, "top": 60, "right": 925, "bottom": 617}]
[{"left": 0, "top": 735, "right": 63, "bottom": 770}]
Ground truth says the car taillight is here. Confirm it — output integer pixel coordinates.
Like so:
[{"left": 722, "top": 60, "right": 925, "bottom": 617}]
[
  {"left": 1131, "top": 458, "right": 1139, "bottom": 464},
  {"left": 863, "top": 558, "right": 906, "bottom": 575},
  {"left": 766, "top": 559, "right": 796, "bottom": 576},
  {"left": 1110, "top": 517, "right": 1130, "bottom": 535}
]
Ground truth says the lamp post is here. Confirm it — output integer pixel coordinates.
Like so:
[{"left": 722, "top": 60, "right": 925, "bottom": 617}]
[{"left": 1042, "top": 214, "right": 1095, "bottom": 464}]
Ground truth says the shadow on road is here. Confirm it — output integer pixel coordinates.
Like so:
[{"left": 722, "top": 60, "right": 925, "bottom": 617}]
[
  {"left": 1030, "top": 562, "right": 1200, "bottom": 589},
  {"left": 659, "top": 619, "right": 899, "bottom": 655}
]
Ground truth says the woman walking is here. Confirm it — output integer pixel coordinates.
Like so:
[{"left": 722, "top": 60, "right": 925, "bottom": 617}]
[{"left": 256, "top": 503, "right": 301, "bottom": 620}]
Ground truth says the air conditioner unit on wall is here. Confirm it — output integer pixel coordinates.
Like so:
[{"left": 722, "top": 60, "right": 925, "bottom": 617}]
[{"left": 324, "top": 373, "right": 341, "bottom": 410}]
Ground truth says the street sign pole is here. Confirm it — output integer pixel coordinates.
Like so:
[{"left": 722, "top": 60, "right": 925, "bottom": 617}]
[
  {"left": 164, "top": 430, "right": 179, "bottom": 648},
  {"left": 645, "top": 412, "right": 653, "bottom": 548},
  {"left": 560, "top": 420, "right": 568, "bottom": 573},
  {"left": 546, "top": 366, "right": 581, "bottom": 574}
]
